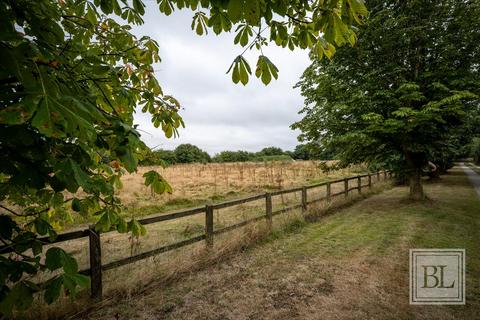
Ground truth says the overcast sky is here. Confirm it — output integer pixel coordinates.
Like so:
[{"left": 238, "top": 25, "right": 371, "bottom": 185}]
[{"left": 132, "top": 4, "right": 311, "bottom": 155}]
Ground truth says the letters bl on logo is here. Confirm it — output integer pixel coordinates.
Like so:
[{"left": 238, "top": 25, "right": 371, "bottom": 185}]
[{"left": 409, "top": 249, "right": 465, "bottom": 304}]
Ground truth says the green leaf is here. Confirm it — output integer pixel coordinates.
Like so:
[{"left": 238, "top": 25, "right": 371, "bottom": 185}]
[
  {"left": 44, "top": 276, "right": 63, "bottom": 304},
  {"left": 31, "top": 97, "right": 63, "bottom": 138},
  {"left": 34, "top": 218, "right": 50, "bottom": 236},
  {"left": 195, "top": 19, "right": 204, "bottom": 35},
  {"left": 96, "top": 210, "right": 114, "bottom": 232},
  {"left": 69, "top": 160, "right": 91, "bottom": 190},
  {"left": 45, "top": 248, "right": 63, "bottom": 271},
  {"left": 128, "top": 219, "right": 146, "bottom": 237},
  {"left": 238, "top": 57, "right": 251, "bottom": 85},
  {"left": 159, "top": 0, "right": 174, "bottom": 15},
  {"left": 62, "top": 253, "right": 78, "bottom": 275},
  {"left": 66, "top": 273, "right": 90, "bottom": 289},
  {"left": 100, "top": 0, "right": 114, "bottom": 14},
  {"left": 32, "top": 240, "right": 43, "bottom": 256},
  {"left": 191, "top": 12, "right": 209, "bottom": 36},
  {"left": 117, "top": 146, "right": 137, "bottom": 173},
  {"left": 255, "top": 55, "right": 278, "bottom": 85},
  {"left": 0, "top": 101, "right": 36, "bottom": 125},
  {"left": 85, "top": 4, "right": 98, "bottom": 25},
  {"left": 143, "top": 170, "right": 173, "bottom": 194},
  {"left": 227, "top": 0, "right": 243, "bottom": 23},
  {"left": 232, "top": 62, "right": 240, "bottom": 83},
  {"left": 227, "top": 56, "right": 251, "bottom": 85},
  {"left": 71, "top": 198, "right": 82, "bottom": 212},
  {"left": 234, "top": 24, "right": 253, "bottom": 47},
  {"left": 0, "top": 215, "right": 15, "bottom": 239},
  {"left": 45, "top": 248, "right": 78, "bottom": 274},
  {"left": 117, "top": 217, "right": 128, "bottom": 233},
  {"left": 132, "top": 0, "right": 145, "bottom": 15},
  {"left": 208, "top": 10, "right": 232, "bottom": 34},
  {"left": 244, "top": 0, "right": 260, "bottom": 25}
]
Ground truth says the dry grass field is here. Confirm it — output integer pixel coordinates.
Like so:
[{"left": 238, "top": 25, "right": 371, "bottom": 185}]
[
  {"left": 75, "top": 167, "right": 480, "bottom": 320},
  {"left": 25, "top": 161, "right": 385, "bottom": 319},
  {"left": 117, "top": 161, "right": 365, "bottom": 215},
  {"left": 57, "top": 161, "right": 370, "bottom": 276}
]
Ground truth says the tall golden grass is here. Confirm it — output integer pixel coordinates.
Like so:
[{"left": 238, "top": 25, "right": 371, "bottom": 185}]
[{"left": 119, "top": 160, "right": 363, "bottom": 210}]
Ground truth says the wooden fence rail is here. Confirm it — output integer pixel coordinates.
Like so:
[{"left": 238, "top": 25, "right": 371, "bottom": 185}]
[{"left": 1, "top": 170, "right": 391, "bottom": 299}]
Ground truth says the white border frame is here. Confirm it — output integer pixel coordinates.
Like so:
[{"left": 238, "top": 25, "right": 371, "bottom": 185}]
[{"left": 409, "top": 248, "right": 465, "bottom": 305}]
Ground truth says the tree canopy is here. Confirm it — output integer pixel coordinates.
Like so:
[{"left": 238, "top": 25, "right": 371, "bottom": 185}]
[
  {"left": 174, "top": 144, "right": 211, "bottom": 163},
  {"left": 212, "top": 150, "right": 254, "bottom": 162},
  {"left": 0, "top": 0, "right": 368, "bottom": 313},
  {"left": 292, "top": 0, "right": 480, "bottom": 199}
]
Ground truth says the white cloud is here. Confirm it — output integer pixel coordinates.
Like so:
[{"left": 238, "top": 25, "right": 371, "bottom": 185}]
[{"left": 131, "top": 4, "right": 310, "bottom": 155}]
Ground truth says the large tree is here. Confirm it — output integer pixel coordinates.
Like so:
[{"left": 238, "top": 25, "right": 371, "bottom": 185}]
[
  {"left": 174, "top": 144, "right": 211, "bottom": 163},
  {"left": 292, "top": 0, "right": 480, "bottom": 199},
  {"left": 0, "top": 0, "right": 368, "bottom": 314}
]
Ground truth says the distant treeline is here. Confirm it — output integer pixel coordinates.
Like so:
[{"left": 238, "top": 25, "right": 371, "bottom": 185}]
[{"left": 139, "top": 144, "right": 334, "bottom": 166}]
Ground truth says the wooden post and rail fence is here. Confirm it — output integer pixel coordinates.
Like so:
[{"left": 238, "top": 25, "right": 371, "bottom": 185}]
[{"left": 1, "top": 170, "right": 392, "bottom": 299}]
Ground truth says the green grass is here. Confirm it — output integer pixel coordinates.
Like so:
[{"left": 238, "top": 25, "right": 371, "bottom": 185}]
[
  {"left": 467, "top": 162, "right": 480, "bottom": 175},
  {"left": 249, "top": 167, "right": 480, "bottom": 319},
  {"left": 269, "top": 169, "right": 479, "bottom": 253}
]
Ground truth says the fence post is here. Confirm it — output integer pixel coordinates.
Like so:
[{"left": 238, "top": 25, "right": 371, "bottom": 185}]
[
  {"left": 384, "top": 171, "right": 387, "bottom": 180},
  {"left": 377, "top": 171, "right": 380, "bottom": 181},
  {"left": 205, "top": 204, "right": 214, "bottom": 248},
  {"left": 88, "top": 227, "right": 102, "bottom": 300},
  {"left": 265, "top": 193, "right": 272, "bottom": 230},
  {"left": 344, "top": 178, "right": 348, "bottom": 198},
  {"left": 301, "top": 186, "right": 307, "bottom": 213},
  {"left": 368, "top": 174, "right": 372, "bottom": 189},
  {"left": 357, "top": 176, "right": 362, "bottom": 194},
  {"left": 326, "top": 182, "right": 331, "bottom": 202}
]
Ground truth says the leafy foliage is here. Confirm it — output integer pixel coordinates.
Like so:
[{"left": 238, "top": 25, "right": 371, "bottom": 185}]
[
  {"left": 139, "top": 148, "right": 178, "bottom": 166},
  {"left": 0, "top": 0, "right": 176, "bottom": 314},
  {"left": 257, "top": 146, "right": 285, "bottom": 156},
  {"left": 0, "top": 0, "right": 365, "bottom": 314},
  {"left": 290, "top": 144, "right": 311, "bottom": 160},
  {"left": 212, "top": 150, "right": 254, "bottom": 162},
  {"left": 221, "top": 0, "right": 369, "bottom": 85},
  {"left": 213, "top": 147, "right": 297, "bottom": 162},
  {"left": 174, "top": 144, "right": 211, "bottom": 163},
  {"left": 143, "top": 170, "right": 173, "bottom": 195},
  {"left": 292, "top": 0, "right": 480, "bottom": 199},
  {"left": 138, "top": 146, "right": 301, "bottom": 164}
]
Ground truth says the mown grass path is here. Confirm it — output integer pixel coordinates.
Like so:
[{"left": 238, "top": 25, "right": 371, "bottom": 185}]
[
  {"left": 462, "top": 162, "right": 480, "bottom": 197},
  {"left": 82, "top": 167, "right": 480, "bottom": 320}
]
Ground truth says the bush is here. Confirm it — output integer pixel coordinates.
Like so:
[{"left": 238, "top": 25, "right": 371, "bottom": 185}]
[
  {"left": 212, "top": 150, "right": 254, "bottom": 162},
  {"left": 290, "top": 143, "right": 336, "bottom": 160},
  {"left": 257, "top": 146, "right": 285, "bottom": 156},
  {"left": 174, "top": 144, "right": 211, "bottom": 163},
  {"left": 252, "top": 154, "right": 293, "bottom": 162}
]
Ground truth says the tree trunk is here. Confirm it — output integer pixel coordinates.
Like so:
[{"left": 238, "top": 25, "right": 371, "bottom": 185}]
[
  {"left": 409, "top": 168, "right": 424, "bottom": 200},
  {"left": 404, "top": 150, "right": 425, "bottom": 200}
]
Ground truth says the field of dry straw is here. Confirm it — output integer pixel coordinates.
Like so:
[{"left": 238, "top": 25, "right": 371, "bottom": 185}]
[{"left": 118, "top": 160, "right": 364, "bottom": 213}]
